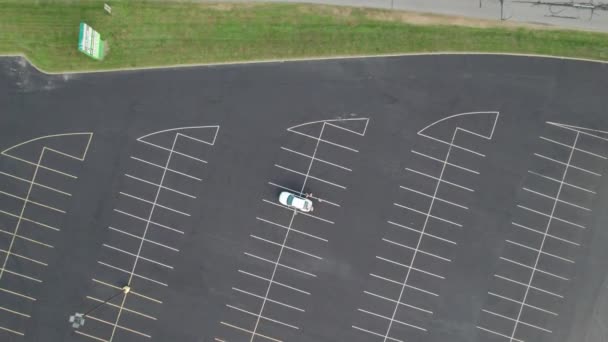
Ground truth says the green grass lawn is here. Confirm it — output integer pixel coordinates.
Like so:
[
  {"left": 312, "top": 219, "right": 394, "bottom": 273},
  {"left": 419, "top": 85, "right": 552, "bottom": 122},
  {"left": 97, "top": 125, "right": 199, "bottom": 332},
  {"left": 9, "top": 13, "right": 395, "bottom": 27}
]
[{"left": 2, "top": 0, "right": 608, "bottom": 72}]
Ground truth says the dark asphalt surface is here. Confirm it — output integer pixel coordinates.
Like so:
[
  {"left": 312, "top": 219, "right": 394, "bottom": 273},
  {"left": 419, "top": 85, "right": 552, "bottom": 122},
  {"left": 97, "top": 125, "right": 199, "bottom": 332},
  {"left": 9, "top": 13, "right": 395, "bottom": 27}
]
[{"left": 1, "top": 54, "right": 608, "bottom": 342}]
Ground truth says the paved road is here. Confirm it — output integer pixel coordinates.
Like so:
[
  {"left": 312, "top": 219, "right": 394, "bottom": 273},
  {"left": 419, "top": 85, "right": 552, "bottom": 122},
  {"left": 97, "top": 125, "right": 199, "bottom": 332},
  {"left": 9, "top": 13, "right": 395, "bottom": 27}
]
[{"left": 219, "top": 0, "right": 608, "bottom": 32}]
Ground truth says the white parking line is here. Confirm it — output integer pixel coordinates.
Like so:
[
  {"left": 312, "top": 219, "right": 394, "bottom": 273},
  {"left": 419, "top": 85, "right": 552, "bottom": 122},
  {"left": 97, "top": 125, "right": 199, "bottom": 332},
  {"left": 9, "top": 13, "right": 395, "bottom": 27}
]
[
  {"left": 0, "top": 227, "right": 54, "bottom": 248},
  {"left": 130, "top": 156, "right": 202, "bottom": 181},
  {"left": 506, "top": 239, "right": 575, "bottom": 264},
  {"left": 232, "top": 287, "right": 305, "bottom": 312},
  {"left": 2, "top": 154, "right": 77, "bottom": 178},
  {"left": 281, "top": 147, "right": 352, "bottom": 171},
  {"left": 511, "top": 222, "right": 579, "bottom": 247},
  {"left": 74, "top": 330, "right": 110, "bottom": 342},
  {"left": 417, "top": 134, "right": 485, "bottom": 157},
  {"left": 400, "top": 186, "right": 468, "bottom": 210},
  {"left": 125, "top": 174, "right": 196, "bottom": 198},
  {"left": 244, "top": 252, "right": 317, "bottom": 277},
  {"left": 227, "top": 305, "right": 299, "bottom": 329},
  {"left": 540, "top": 136, "right": 607, "bottom": 159},
  {"left": 488, "top": 292, "right": 558, "bottom": 316},
  {"left": 382, "top": 238, "right": 451, "bottom": 262},
  {"left": 268, "top": 182, "right": 339, "bottom": 207},
  {"left": 352, "top": 326, "right": 405, "bottom": 342},
  {"left": 137, "top": 140, "right": 208, "bottom": 164},
  {"left": 358, "top": 308, "right": 427, "bottom": 332},
  {"left": 494, "top": 274, "right": 563, "bottom": 298},
  {"left": 86, "top": 296, "right": 157, "bottom": 320},
  {"left": 0, "top": 267, "right": 42, "bottom": 282},
  {"left": 0, "top": 209, "right": 60, "bottom": 231},
  {"left": 102, "top": 244, "right": 174, "bottom": 269},
  {"left": 214, "top": 338, "right": 227, "bottom": 342},
  {"left": 0, "top": 286, "right": 35, "bottom": 301},
  {"left": 97, "top": 261, "right": 168, "bottom": 286},
  {"left": 394, "top": 203, "right": 462, "bottom": 227},
  {"left": 119, "top": 192, "right": 190, "bottom": 216},
  {"left": 238, "top": 270, "right": 311, "bottom": 295},
  {"left": 114, "top": 209, "right": 184, "bottom": 234},
  {"left": 364, "top": 290, "right": 433, "bottom": 314},
  {"left": 387, "top": 221, "right": 457, "bottom": 245},
  {"left": 522, "top": 188, "right": 591, "bottom": 212},
  {"left": 369, "top": 273, "right": 439, "bottom": 296},
  {"left": 500, "top": 257, "right": 569, "bottom": 281},
  {"left": 411, "top": 150, "right": 479, "bottom": 174},
  {"left": 86, "top": 315, "right": 152, "bottom": 338},
  {"left": 0, "top": 171, "right": 71, "bottom": 196},
  {"left": 256, "top": 217, "right": 327, "bottom": 242},
  {"left": 220, "top": 322, "right": 282, "bottom": 342},
  {"left": 275, "top": 164, "right": 346, "bottom": 189},
  {"left": 262, "top": 200, "right": 335, "bottom": 224},
  {"left": 482, "top": 309, "right": 552, "bottom": 333},
  {"left": 406, "top": 168, "right": 474, "bottom": 192},
  {"left": 0, "top": 248, "right": 47, "bottom": 266},
  {"left": 476, "top": 326, "right": 525, "bottom": 342},
  {"left": 92, "top": 278, "right": 162, "bottom": 304},
  {"left": 108, "top": 226, "right": 179, "bottom": 252},
  {"left": 528, "top": 170, "right": 596, "bottom": 194},
  {"left": 534, "top": 153, "right": 602, "bottom": 176},
  {"left": 287, "top": 130, "right": 359, "bottom": 153},
  {"left": 376, "top": 256, "right": 444, "bottom": 279},
  {"left": 0, "top": 305, "right": 30, "bottom": 317},
  {"left": 0, "top": 325, "right": 24, "bottom": 336},
  {"left": 517, "top": 205, "right": 586, "bottom": 229},
  {"left": 250, "top": 235, "right": 322, "bottom": 260},
  {"left": 0, "top": 190, "right": 65, "bottom": 213}
]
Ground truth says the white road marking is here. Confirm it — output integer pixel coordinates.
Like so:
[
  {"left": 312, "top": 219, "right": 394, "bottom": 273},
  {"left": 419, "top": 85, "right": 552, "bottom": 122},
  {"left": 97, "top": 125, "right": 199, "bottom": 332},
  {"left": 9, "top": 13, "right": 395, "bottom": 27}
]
[
  {"left": 394, "top": 203, "right": 462, "bottom": 227},
  {"left": 244, "top": 252, "right": 316, "bottom": 277},
  {"left": 0, "top": 267, "right": 42, "bottom": 282},
  {"left": 114, "top": 209, "right": 184, "bottom": 234},
  {"left": 97, "top": 261, "right": 168, "bottom": 286},
  {"left": 506, "top": 239, "right": 575, "bottom": 263},
  {"left": 0, "top": 325, "right": 24, "bottom": 336},
  {"left": 86, "top": 315, "right": 151, "bottom": 338},
  {"left": 0, "top": 248, "right": 47, "bottom": 266},
  {"left": 387, "top": 221, "right": 457, "bottom": 245},
  {"left": 370, "top": 273, "right": 439, "bottom": 296},
  {"left": 1, "top": 154, "right": 77, "bottom": 178},
  {"left": 540, "top": 136, "right": 607, "bottom": 159},
  {"left": 382, "top": 238, "right": 451, "bottom": 262},
  {"left": 287, "top": 130, "right": 358, "bottom": 152},
  {"left": 500, "top": 257, "right": 569, "bottom": 281},
  {"left": 534, "top": 153, "right": 601, "bottom": 176},
  {"left": 364, "top": 290, "right": 432, "bottom": 314},
  {"left": 494, "top": 274, "right": 563, "bottom": 298},
  {"left": 125, "top": 174, "right": 196, "bottom": 198},
  {"left": 482, "top": 309, "right": 552, "bottom": 333},
  {"left": 275, "top": 164, "right": 346, "bottom": 189},
  {"left": 376, "top": 256, "right": 444, "bottom": 279},
  {"left": 119, "top": 192, "right": 190, "bottom": 216},
  {"left": 352, "top": 326, "right": 405, "bottom": 342},
  {"left": 517, "top": 205, "right": 586, "bottom": 229},
  {"left": 0, "top": 209, "right": 60, "bottom": 231},
  {"left": 0, "top": 190, "right": 65, "bottom": 213},
  {"left": 476, "top": 326, "right": 525, "bottom": 342},
  {"left": 226, "top": 305, "right": 299, "bottom": 329},
  {"left": 220, "top": 322, "right": 282, "bottom": 342},
  {"left": 406, "top": 168, "right": 474, "bottom": 192},
  {"left": 130, "top": 156, "right": 202, "bottom": 181},
  {"left": 0, "top": 305, "right": 30, "bottom": 317},
  {"left": 250, "top": 235, "right": 322, "bottom": 260},
  {"left": 511, "top": 222, "right": 579, "bottom": 247},
  {"left": 102, "top": 244, "right": 174, "bottom": 269},
  {"left": 109, "top": 226, "right": 179, "bottom": 252},
  {"left": 0, "top": 286, "right": 35, "bottom": 301},
  {"left": 86, "top": 296, "right": 157, "bottom": 320},
  {"left": 92, "top": 278, "right": 162, "bottom": 304},
  {"left": 0, "top": 227, "right": 53, "bottom": 248},
  {"left": 238, "top": 270, "right": 310, "bottom": 295},
  {"left": 256, "top": 217, "right": 327, "bottom": 242},
  {"left": 488, "top": 292, "right": 557, "bottom": 316},
  {"left": 74, "top": 330, "right": 110, "bottom": 342},
  {"left": 411, "top": 150, "right": 479, "bottom": 174},
  {"left": 528, "top": 170, "right": 596, "bottom": 194},
  {"left": 358, "top": 308, "right": 427, "bottom": 332},
  {"left": 400, "top": 186, "right": 468, "bottom": 210},
  {"left": 281, "top": 146, "right": 352, "bottom": 171},
  {"left": 137, "top": 140, "right": 208, "bottom": 164},
  {"left": 522, "top": 187, "right": 591, "bottom": 211},
  {"left": 262, "top": 200, "right": 335, "bottom": 224},
  {"left": 0, "top": 171, "right": 71, "bottom": 196},
  {"left": 232, "top": 287, "right": 305, "bottom": 312},
  {"left": 268, "top": 182, "right": 339, "bottom": 207}
]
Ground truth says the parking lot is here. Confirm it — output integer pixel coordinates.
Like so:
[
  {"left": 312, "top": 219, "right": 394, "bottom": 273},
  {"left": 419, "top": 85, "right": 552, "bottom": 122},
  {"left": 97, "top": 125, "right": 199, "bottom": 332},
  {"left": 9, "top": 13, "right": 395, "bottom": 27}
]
[{"left": 1, "top": 54, "right": 608, "bottom": 342}]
